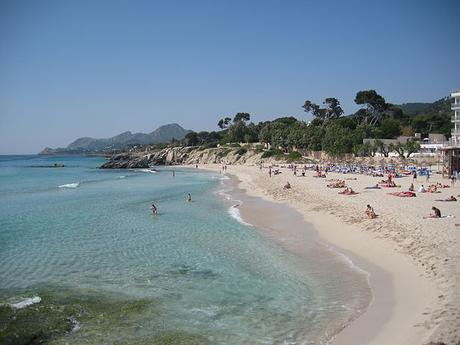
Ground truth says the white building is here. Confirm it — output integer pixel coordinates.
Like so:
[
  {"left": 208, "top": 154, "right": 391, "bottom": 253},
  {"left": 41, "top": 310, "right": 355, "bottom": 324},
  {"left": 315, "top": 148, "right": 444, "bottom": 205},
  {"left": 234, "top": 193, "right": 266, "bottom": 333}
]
[{"left": 452, "top": 91, "right": 460, "bottom": 145}]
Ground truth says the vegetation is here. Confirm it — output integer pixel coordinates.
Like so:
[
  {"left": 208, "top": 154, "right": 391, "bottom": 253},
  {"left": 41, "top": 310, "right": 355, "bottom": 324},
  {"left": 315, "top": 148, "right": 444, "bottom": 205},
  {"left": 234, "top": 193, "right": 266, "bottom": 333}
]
[
  {"left": 0, "top": 285, "right": 210, "bottom": 345},
  {"left": 175, "top": 90, "right": 451, "bottom": 157}
]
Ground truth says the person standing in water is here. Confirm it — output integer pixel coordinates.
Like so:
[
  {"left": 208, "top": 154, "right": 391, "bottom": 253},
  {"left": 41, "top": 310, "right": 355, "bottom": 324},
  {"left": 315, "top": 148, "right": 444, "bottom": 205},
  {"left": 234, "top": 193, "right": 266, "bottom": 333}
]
[
  {"left": 187, "top": 193, "right": 192, "bottom": 202},
  {"left": 172, "top": 170, "right": 175, "bottom": 177},
  {"left": 151, "top": 203, "right": 158, "bottom": 215}
]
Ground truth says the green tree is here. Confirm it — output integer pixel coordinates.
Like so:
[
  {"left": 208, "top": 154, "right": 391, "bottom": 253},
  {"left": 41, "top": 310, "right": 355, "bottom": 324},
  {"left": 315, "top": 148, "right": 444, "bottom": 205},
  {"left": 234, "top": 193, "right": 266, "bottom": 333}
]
[
  {"left": 185, "top": 132, "right": 199, "bottom": 146},
  {"left": 377, "top": 118, "right": 401, "bottom": 138},
  {"left": 217, "top": 117, "right": 232, "bottom": 129},
  {"left": 374, "top": 139, "right": 392, "bottom": 157},
  {"left": 322, "top": 123, "right": 352, "bottom": 156},
  {"left": 354, "top": 90, "right": 389, "bottom": 125},
  {"left": 302, "top": 97, "right": 343, "bottom": 126},
  {"left": 405, "top": 140, "right": 421, "bottom": 158},
  {"left": 233, "top": 112, "right": 250, "bottom": 123}
]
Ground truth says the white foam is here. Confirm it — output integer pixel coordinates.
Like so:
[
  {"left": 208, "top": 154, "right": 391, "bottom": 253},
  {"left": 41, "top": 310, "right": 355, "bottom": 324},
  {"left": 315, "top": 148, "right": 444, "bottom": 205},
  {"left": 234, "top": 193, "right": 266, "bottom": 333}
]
[
  {"left": 228, "top": 204, "right": 252, "bottom": 227},
  {"left": 118, "top": 175, "right": 126, "bottom": 179},
  {"left": 68, "top": 317, "right": 81, "bottom": 332},
  {"left": 58, "top": 182, "right": 79, "bottom": 189},
  {"left": 327, "top": 244, "right": 370, "bottom": 278},
  {"left": 10, "top": 296, "right": 41, "bottom": 309},
  {"left": 135, "top": 169, "right": 157, "bottom": 174}
]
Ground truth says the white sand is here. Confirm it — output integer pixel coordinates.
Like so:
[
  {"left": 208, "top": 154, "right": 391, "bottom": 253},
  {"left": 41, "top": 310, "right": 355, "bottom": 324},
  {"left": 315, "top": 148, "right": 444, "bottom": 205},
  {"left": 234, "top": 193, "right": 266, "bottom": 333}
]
[{"left": 186, "top": 163, "right": 460, "bottom": 345}]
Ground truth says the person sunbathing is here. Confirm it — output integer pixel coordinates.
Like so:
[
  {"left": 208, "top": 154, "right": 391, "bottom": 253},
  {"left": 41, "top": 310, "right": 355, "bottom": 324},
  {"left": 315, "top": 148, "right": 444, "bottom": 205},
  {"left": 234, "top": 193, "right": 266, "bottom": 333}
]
[
  {"left": 339, "top": 187, "right": 358, "bottom": 195},
  {"left": 283, "top": 181, "right": 291, "bottom": 189},
  {"left": 365, "top": 204, "right": 377, "bottom": 219},
  {"left": 389, "top": 191, "right": 416, "bottom": 197},
  {"left": 435, "top": 195, "right": 457, "bottom": 202},
  {"left": 427, "top": 185, "right": 439, "bottom": 193},
  {"left": 365, "top": 184, "right": 381, "bottom": 189},
  {"left": 408, "top": 183, "right": 415, "bottom": 192},
  {"left": 423, "top": 206, "right": 441, "bottom": 219},
  {"left": 327, "top": 180, "right": 345, "bottom": 188},
  {"left": 418, "top": 185, "right": 426, "bottom": 193}
]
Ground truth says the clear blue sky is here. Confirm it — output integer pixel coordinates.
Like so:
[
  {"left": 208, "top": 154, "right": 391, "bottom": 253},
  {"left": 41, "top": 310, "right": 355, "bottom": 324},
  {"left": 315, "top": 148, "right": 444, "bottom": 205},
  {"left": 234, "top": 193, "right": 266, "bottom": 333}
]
[{"left": 0, "top": 0, "right": 459, "bottom": 154}]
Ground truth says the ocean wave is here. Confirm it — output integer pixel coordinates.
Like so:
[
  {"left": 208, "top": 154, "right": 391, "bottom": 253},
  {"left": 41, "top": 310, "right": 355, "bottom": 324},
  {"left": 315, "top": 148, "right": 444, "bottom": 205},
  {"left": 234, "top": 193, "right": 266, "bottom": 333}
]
[
  {"left": 323, "top": 243, "right": 370, "bottom": 279},
  {"left": 10, "top": 296, "right": 41, "bottom": 309},
  {"left": 228, "top": 204, "right": 252, "bottom": 227},
  {"left": 134, "top": 168, "right": 157, "bottom": 174},
  {"left": 58, "top": 182, "right": 79, "bottom": 189}
]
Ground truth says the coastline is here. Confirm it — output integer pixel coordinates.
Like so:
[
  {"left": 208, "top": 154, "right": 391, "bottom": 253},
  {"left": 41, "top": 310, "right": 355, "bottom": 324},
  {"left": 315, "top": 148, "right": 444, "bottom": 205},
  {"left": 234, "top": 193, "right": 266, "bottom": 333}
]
[{"left": 186, "top": 163, "right": 451, "bottom": 345}]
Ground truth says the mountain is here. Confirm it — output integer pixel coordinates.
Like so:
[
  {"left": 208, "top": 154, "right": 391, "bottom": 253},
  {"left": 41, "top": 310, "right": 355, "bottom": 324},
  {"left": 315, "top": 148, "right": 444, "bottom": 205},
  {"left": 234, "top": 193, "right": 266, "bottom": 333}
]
[
  {"left": 398, "top": 97, "right": 451, "bottom": 117},
  {"left": 40, "top": 123, "right": 191, "bottom": 154}
]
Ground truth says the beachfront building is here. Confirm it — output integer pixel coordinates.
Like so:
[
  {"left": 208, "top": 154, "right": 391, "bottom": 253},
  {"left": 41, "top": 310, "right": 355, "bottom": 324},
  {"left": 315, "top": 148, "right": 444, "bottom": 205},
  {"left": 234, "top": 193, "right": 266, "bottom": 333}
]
[
  {"left": 441, "top": 91, "right": 460, "bottom": 176},
  {"left": 452, "top": 91, "right": 460, "bottom": 144},
  {"left": 417, "top": 134, "right": 447, "bottom": 157}
]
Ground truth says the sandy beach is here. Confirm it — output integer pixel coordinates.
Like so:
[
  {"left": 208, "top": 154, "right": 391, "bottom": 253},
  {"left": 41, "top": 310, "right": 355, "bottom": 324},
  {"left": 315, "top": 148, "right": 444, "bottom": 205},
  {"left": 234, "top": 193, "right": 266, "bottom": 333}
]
[{"left": 188, "top": 163, "right": 460, "bottom": 345}]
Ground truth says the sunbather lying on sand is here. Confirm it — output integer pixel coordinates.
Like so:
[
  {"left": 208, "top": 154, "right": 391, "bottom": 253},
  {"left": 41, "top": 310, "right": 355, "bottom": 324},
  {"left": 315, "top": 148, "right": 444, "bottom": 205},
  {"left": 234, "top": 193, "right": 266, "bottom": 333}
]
[
  {"left": 338, "top": 187, "right": 358, "bottom": 195},
  {"left": 283, "top": 181, "right": 291, "bottom": 189},
  {"left": 379, "top": 181, "right": 399, "bottom": 188},
  {"left": 327, "top": 180, "right": 345, "bottom": 188},
  {"left": 435, "top": 195, "right": 457, "bottom": 202},
  {"left": 388, "top": 191, "right": 416, "bottom": 197},
  {"left": 427, "top": 184, "right": 441, "bottom": 193},
  {"left": 365, "top": 184, "right": 381, "bottom": 189}
]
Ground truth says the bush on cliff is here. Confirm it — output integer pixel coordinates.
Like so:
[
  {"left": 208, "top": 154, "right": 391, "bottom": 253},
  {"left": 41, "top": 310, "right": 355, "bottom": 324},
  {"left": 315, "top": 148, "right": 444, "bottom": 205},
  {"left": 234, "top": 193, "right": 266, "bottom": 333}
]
[{"left": 261, "top": 149, "right": 283, "bottom": 158}]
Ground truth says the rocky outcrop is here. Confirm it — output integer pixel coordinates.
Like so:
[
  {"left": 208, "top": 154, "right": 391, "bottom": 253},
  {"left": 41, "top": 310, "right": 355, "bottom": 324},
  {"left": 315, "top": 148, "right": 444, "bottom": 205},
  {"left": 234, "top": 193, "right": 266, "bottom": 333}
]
[{"left": 100, "top": 146, "right": 264, "bottom": 169}]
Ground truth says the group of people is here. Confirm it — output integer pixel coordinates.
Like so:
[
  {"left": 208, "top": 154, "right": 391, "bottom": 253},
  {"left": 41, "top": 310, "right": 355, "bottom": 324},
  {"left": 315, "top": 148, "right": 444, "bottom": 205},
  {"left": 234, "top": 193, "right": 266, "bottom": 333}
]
[{"left": 151, "top": 193, "right": 192, "bottom": 215}]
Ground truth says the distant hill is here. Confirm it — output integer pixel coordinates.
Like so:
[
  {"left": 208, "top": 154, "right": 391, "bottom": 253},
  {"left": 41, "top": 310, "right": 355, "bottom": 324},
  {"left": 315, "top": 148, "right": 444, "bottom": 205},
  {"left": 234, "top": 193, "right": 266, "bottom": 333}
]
[
  {"left": 40, "top": 123, "right": 191, "bottom": 154},
  {"left": 399, "top": 97, "right": 451, "bottom": 117},
  {"left": 397, "top": 96, "right": 452, "bottom": 136}
]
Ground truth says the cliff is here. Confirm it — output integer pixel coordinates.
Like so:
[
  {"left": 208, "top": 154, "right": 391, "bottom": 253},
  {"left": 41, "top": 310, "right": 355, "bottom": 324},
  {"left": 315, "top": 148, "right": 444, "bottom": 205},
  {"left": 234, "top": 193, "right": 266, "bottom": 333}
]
[{"left": 100, "top": 146, "right": 265, "bottom": 168}]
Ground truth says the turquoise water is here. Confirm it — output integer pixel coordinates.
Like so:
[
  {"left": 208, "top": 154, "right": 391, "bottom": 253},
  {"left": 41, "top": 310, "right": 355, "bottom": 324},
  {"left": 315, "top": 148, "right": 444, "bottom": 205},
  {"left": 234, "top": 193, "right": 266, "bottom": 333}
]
[{"left": 0, "top": 155, "right": 369, "bottom": 344}]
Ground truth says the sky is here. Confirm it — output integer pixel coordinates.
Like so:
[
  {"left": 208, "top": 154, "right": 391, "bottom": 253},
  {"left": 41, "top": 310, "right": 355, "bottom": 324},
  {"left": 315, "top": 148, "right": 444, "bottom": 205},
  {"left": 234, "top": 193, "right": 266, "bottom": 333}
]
[{"left": 0, "top": 0, "right": 459, "bottom": 154}]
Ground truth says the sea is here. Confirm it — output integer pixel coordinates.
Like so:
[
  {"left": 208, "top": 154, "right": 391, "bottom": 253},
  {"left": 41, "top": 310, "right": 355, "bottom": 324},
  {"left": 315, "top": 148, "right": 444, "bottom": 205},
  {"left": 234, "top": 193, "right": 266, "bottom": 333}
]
[{"left": 0, "top": 155, "right": 371, "bottom": 345}]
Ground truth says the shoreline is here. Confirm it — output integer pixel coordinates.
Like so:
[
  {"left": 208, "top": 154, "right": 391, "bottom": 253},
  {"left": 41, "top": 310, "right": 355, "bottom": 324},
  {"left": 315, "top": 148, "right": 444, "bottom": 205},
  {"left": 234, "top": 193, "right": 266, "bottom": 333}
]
[
  {"left": 222, "top": 176, "right": 375, "bottom": 344},
  {"left": 186, "top": 164, "right": 446, "bottom": 345}
]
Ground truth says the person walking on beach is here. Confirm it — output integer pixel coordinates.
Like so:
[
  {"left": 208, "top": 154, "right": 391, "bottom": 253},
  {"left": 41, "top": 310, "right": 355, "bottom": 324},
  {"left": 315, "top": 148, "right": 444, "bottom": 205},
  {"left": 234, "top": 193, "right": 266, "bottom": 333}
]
[
  {"left": 413, "top": 170, "right": 417, "bottom": 182},
  {"left": 151, "top": 203, "right": 158, "bottom": 215},
  {"left": 269, "top": 167, "right": 272, "bottom": 178},
  {"left": 187, "top": 193, "right": 192, "bottom": 202},
  {"left": 451, "top": 174, "right": 457, "bottom": 188}
]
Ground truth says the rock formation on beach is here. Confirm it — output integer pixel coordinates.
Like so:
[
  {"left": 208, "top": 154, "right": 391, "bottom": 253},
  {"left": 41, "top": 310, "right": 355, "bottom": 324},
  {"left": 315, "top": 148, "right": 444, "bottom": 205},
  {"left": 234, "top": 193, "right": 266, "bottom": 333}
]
[{"left": 100, "top": 146, "right": 264, "bottom": 168}]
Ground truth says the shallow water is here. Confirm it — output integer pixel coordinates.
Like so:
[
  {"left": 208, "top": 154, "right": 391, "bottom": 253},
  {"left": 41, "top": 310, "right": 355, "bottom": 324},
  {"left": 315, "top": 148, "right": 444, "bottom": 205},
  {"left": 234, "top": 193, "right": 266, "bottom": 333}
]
[{"left": 0, "top": 155, "right": 371, "bottom": 344}]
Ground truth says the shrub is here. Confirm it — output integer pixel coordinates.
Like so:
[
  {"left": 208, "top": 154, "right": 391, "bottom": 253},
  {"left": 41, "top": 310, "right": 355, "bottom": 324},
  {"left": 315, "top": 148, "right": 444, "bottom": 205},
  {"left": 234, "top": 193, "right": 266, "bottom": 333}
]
[
  {"left": 287, "top": 151, "right": 302, "bottom": 160},
  {"left": 254, "top": 144, "right": 264, "bottom": 153},
  {"left": 261, "top": 149, "right": 283, "bottom": 158},
  {"left": 235, "top": 147, "right": 247, "bottom": 155}
]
